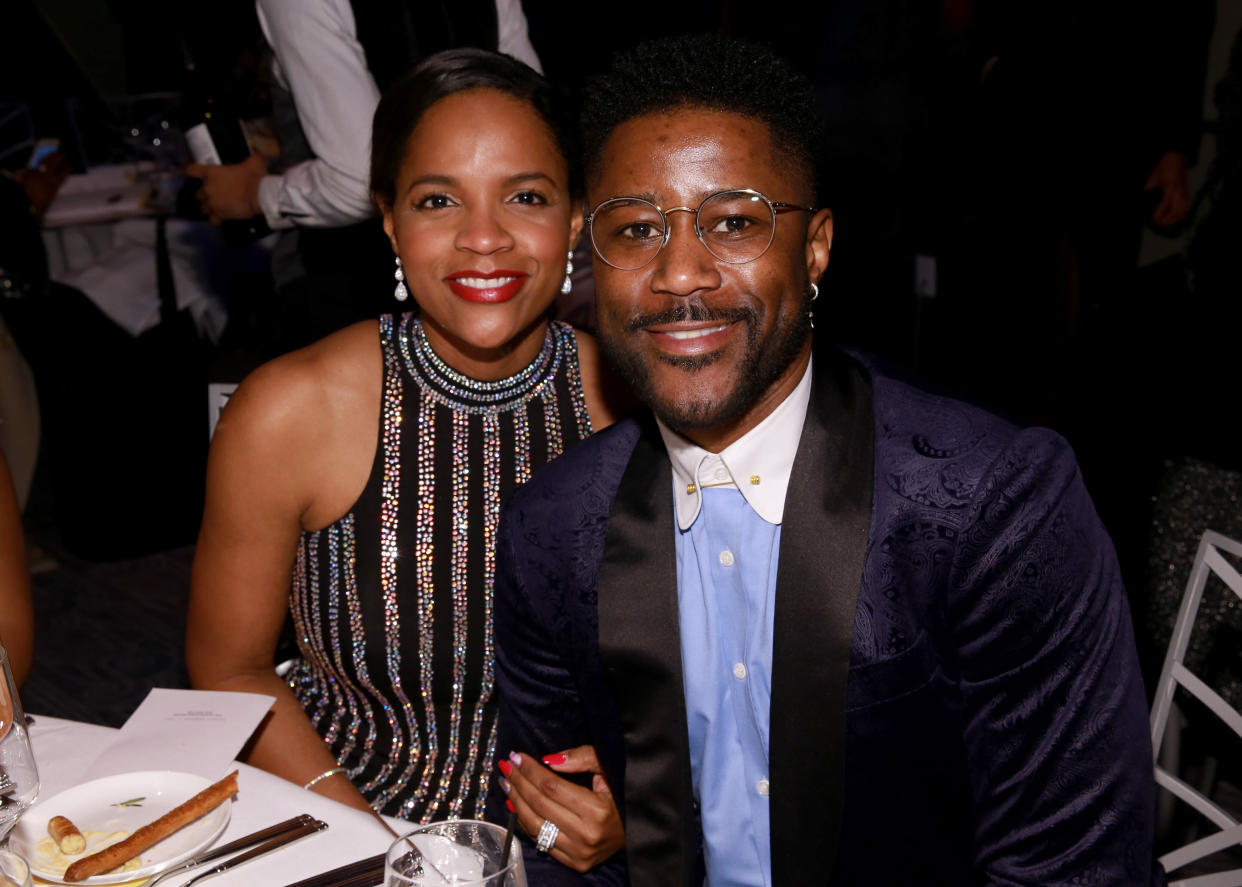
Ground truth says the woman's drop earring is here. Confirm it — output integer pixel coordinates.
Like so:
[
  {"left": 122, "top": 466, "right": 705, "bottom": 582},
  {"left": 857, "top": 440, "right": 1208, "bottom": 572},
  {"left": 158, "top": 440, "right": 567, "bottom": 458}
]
[
  {"left": 394, "top": 256, "right": 408, "bottom": 302},
  {"left": 561, "top": 251, "right": 574, "bottom": 295}
]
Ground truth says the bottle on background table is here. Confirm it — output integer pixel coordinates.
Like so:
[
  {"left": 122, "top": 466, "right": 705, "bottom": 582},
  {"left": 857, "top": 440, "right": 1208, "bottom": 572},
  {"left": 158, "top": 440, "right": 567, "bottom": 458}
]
[{"left": 179, "top": 42, "right": 271, "bottom": 244}]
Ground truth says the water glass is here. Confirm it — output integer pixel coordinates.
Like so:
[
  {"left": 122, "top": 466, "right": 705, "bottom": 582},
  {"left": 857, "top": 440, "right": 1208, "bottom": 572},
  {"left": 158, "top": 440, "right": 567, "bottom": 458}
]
[
  {"left": 0, "top": 645, "right": 38, "bottom": 844},
  {"left": 385, "top": 820, "right": 524, "bottom": 886},
  {"left": 0, "top": 847, "right": 32, "bottom": 887}
]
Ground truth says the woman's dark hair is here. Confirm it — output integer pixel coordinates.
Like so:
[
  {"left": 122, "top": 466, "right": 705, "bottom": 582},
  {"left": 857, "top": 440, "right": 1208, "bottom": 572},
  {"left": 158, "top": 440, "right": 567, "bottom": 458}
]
[{"left": 370, "top": 48, "right": 579, "bottom": 209}]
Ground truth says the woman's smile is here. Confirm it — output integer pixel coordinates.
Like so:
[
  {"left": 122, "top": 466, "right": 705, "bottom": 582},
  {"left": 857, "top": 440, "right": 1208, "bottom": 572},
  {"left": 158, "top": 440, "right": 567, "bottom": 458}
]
[{"left": 446, "top": 269, "right": 529, "bottom": 303}]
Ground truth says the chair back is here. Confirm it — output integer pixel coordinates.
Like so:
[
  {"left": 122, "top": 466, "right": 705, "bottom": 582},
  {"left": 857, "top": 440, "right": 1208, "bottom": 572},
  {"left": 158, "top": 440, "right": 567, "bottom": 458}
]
[{"left": 1151, "top": 530, "right": 1242, "bottom": 885}]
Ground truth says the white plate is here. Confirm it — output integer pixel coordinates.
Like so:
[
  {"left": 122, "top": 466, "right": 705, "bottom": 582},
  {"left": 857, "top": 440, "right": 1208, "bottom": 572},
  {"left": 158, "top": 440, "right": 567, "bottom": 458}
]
[{"left": 9, "top": 770, "right": 232, "bottom": 885}]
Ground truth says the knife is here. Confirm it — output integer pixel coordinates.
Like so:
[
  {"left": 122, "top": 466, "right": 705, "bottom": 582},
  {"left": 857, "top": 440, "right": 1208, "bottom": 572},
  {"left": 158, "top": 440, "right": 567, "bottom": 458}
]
[
  {"left": 177, "top": 819, "right": 329, "bottom": 886},
  {"left": 280, "top": 852, "right": 385, "bottom": 887},
  {"left": 145, "top": 816, "right": 326, "bottom": 887}
]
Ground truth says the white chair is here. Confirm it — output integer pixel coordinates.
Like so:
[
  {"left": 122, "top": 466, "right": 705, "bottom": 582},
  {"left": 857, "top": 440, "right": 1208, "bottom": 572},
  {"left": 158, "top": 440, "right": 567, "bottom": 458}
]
[{"left": 1151, "top": 530, "right": 1242, "bottom": 886}]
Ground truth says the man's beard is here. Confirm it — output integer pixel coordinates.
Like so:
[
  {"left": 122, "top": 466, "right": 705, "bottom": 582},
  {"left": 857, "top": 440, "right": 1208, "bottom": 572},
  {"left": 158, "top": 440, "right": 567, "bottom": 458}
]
[{"left": 597, "top": 297, "right": 811, "bottom": 433}]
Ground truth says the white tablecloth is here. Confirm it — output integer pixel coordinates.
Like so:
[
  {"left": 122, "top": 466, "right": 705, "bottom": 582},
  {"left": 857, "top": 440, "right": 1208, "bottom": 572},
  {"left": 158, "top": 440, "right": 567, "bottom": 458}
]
[{"left": 26, "top": 715, "right": 397, "bottom": 886}]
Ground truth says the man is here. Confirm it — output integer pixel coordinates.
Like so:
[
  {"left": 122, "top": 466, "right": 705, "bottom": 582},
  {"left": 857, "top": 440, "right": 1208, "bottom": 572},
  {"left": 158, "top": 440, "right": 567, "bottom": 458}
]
[{"left": 493, "top": 34, "right": 1156, "bottom": 886}]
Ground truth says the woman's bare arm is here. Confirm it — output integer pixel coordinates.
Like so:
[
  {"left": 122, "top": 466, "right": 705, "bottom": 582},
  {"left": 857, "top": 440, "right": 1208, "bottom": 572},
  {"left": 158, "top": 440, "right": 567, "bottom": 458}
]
[
  {"left": 0, "top": 447, "right": 33, "bottom": 686},
  {"left": 187, "top": 325, "right": 381, "bottom": 814}
]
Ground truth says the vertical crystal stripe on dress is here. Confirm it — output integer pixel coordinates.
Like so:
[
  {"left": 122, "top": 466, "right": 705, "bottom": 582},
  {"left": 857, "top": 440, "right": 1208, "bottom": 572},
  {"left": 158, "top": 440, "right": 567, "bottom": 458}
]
[
  {"left": 450, "top": 409, "right": 501, "bottom": 819},
  {"left": 475, "top": 715, "right": 499, "bottom": 820},
  {"left": 337, "top": 515, "right": 377, "bottom": 773},
  {"left": 293, "top": 534, "right": 335, "bottom": 729},
  {"left": 290, "top": 541, "right": 311, "bottom": 679},
  {"left": 291, "top": 538, "right": 307, "bottom": 629},
  {"left": 424, "top": 407, "right": 474, "bottom": 820},
  {"left": 363, "top": 315, "right": 412, "bottom": 800},
  {"left": 512, "top": 400, "right": 531, "bottom": 486},
  {"left": 563, "top": 328, "right": 594, "bottom": 440},
  {"left": 395, "top": 384, "right": 439, "bottom": 817},
  {"left": 321, "top": 523, "right": 355, "bottom": 746},
  {"left": 289, "top": 542, "right": 324, "bottom": 725},
  {"left": 542, "top": 382, "right": 564, "bottom": 463}
]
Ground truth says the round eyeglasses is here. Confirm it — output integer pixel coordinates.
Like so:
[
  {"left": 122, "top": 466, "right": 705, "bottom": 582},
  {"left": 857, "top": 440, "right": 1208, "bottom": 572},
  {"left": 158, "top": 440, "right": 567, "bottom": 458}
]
[{"left": 586, "top": 188, "right": 816, "bottom": 271}]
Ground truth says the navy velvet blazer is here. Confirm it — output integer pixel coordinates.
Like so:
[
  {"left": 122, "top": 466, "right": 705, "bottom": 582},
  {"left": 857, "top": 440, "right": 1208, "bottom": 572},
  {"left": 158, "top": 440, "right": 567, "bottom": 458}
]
[{"left": 492, "top": 349, "right": 1156, "bottom": 886}]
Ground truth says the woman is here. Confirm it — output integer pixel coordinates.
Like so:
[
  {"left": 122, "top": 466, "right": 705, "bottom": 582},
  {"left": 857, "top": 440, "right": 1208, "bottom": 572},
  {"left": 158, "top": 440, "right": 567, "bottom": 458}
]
[
  {"left": 0, "top": 446, "right": 33, "bottom": 687},
  {"left": 188, "top": 49, "right": 626, "bottom": 864}
]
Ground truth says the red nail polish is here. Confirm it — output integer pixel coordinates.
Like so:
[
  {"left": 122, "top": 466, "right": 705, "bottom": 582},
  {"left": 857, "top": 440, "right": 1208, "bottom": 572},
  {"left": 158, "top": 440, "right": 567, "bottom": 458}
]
[
  {"left": 506, "top": 799, "right": 515, "bottom": 813},
  {"left": 498, "top": 760, "right": 512, "bottom": 777},
  {"left": 542, "top": 753, "right": 568, "bottom": 766}
]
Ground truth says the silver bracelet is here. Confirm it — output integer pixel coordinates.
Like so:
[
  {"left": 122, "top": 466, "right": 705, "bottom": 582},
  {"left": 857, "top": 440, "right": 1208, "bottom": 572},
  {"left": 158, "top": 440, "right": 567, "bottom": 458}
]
[{"left": 302, "top": 766, "right": 347, "bottom": 790}]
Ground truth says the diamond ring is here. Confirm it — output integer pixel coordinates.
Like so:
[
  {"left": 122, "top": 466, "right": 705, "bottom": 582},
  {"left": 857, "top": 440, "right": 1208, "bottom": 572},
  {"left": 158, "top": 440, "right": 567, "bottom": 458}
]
[{"left": 535, "top": 818, "right": 560, "bottom": 854}]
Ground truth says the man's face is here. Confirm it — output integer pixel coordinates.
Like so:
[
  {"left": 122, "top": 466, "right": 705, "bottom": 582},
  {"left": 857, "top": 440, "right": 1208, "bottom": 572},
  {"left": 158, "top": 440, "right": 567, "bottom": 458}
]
[{"left": 590, "top": 108, "right": 832, "bottom": 449}]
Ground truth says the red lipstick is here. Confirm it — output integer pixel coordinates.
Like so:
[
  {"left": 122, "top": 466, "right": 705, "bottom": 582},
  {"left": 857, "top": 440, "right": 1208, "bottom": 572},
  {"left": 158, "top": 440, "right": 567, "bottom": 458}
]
[{"left": 446, "top": 269, "right": 528, "bottom": 304}]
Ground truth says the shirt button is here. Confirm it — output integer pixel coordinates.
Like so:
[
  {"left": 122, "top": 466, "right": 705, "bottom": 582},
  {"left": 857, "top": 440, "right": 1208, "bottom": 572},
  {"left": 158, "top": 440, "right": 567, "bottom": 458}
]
[
  {"left": 719, "top": 549, "right": 735, "bottom": 567},
  {"left": 713, "top": 467, "right": 729, "bottom": 482},
  {"left": 757, "top": 778, "right": 770, "bottom": 797},
  {"left": 733, "top": 662, "right": 747, "bottom": 680}
]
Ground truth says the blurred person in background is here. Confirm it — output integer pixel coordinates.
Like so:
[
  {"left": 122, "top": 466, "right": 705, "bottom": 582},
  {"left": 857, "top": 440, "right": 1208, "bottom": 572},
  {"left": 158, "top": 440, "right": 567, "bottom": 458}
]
[
  {"left": 189, "top": 0, "right": 541, "bottom": 354},
  {"left": 0, "top": 447, "right": 33, "bottom": 688}
]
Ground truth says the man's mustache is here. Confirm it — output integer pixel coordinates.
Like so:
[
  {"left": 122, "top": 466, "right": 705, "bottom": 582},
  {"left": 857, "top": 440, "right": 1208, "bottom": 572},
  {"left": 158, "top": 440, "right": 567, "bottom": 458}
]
[{"left": 624, "top": 302, "right": 756, "bottom": 335}]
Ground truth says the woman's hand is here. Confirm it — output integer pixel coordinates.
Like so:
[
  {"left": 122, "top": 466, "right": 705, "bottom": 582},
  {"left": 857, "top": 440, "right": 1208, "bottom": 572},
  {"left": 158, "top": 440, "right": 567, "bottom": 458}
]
[{"left": 499, "top": 746, "right": 624, "bottom": 873}]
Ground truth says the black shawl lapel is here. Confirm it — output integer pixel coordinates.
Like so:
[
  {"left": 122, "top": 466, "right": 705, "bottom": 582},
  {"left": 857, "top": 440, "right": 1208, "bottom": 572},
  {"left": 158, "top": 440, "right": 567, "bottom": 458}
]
[
  {"left": 769, "top": 351, "right": 874, "bottom": 885},
  {"left": 596, "top": 413, "right": 696, "bottom": 887}
]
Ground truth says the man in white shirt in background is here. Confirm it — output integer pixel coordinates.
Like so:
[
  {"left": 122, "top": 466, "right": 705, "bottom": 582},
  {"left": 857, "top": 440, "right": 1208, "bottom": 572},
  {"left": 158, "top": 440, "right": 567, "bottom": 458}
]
[{"left": 189, "top": 0, "right": 540, "bottom": 352}]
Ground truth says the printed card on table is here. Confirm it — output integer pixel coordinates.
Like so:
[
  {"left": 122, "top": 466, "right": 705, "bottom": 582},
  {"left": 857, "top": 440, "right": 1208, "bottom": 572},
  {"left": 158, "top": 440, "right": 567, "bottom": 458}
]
[{"left": 89, "top": 688, "right": 274, "bottom": 780}]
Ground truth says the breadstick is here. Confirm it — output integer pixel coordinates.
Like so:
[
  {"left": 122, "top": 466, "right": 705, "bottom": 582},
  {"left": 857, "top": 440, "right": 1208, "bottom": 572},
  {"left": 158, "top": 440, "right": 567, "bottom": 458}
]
[
  {"left": 63, "top": 771, "right": 238, "bottom": 883},
  {"left": 48, "top": 815, "right": 87, "bottom": 854}
]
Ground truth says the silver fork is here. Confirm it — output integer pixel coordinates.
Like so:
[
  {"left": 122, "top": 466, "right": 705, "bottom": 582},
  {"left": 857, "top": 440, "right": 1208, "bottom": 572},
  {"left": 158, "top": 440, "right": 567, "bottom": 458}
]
[{"left": 0, "top": 773, "right": 15, "bottom": 795}]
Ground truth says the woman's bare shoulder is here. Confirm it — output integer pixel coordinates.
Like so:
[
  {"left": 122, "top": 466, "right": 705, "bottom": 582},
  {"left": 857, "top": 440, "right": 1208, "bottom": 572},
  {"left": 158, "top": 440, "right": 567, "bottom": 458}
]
[
  {"left": 572, "top": 328, "right": 636, "bottom": 433},
  {"left": 207, "top": 320, "right": 384, "bottom": 527},
  {"left": 219, "top": 321, "right": 382, "bottom": 446}
]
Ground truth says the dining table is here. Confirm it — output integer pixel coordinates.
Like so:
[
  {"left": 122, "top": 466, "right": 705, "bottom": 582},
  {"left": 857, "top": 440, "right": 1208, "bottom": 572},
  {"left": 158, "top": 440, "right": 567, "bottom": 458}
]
[{"left": 24, "top": 714, "right": 400, "bottom": 887}]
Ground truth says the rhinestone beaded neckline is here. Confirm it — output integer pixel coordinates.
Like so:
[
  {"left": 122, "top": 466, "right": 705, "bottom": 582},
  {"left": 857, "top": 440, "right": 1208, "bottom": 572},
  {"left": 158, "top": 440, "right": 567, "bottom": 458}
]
[{"left": 398, "top": 314, "right": 563, "bottom": 414}]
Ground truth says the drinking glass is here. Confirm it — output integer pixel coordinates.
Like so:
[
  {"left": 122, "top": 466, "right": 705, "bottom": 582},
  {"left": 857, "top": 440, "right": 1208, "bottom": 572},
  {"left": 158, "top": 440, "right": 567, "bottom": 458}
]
[
  {"left": 0, "top": 847, "right": 32, "bottom": 887},
  {"left": 0, "top": 645, "right": 38, "bottom": 845},
  {"left": 385, "top": 820, "right": 525, "bottom": 886}
]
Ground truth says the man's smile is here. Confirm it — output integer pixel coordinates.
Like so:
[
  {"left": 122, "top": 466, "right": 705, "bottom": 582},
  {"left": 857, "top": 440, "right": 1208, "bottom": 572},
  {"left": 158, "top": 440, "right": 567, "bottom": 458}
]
[
  {"left": 652, "top": 323, "right": 735, "bottom": 341},
  {"left": 643, "top": 320, "right": 741, "bottom": 358}
]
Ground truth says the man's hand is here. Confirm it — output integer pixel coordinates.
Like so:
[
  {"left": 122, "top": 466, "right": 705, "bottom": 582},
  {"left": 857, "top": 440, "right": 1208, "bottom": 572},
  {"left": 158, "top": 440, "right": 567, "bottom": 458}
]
[
  {"left": 187, "top": 152, "right": 266, "bottom": 224},
  {"left": 499, "top": 746, "right": 625, "bottom": 873},
  {"left": 1144, "top": 150, "right": 1191, "bottom": 228}
]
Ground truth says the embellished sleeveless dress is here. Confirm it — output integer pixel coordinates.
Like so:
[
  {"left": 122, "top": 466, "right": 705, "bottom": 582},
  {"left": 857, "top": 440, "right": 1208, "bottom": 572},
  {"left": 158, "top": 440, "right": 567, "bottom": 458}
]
[{"left": 287, "top": 314, "right": 592, "bottom": 821}]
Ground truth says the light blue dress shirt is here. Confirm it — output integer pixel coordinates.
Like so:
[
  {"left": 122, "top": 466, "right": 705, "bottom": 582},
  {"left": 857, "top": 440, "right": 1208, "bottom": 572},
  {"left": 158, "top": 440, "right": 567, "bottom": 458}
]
[
  {"left": 657, "top": 360, "right": 813, "bottom": 887},
  {"left": 677, "top": 488, "right": 780, "bottom": 887}
]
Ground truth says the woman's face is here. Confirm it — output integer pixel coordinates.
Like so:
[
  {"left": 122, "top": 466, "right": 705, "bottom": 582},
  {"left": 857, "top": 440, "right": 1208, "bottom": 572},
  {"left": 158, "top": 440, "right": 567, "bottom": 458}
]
[{"left": 382, "top": 88, "right": 582, "bottom": 380}]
